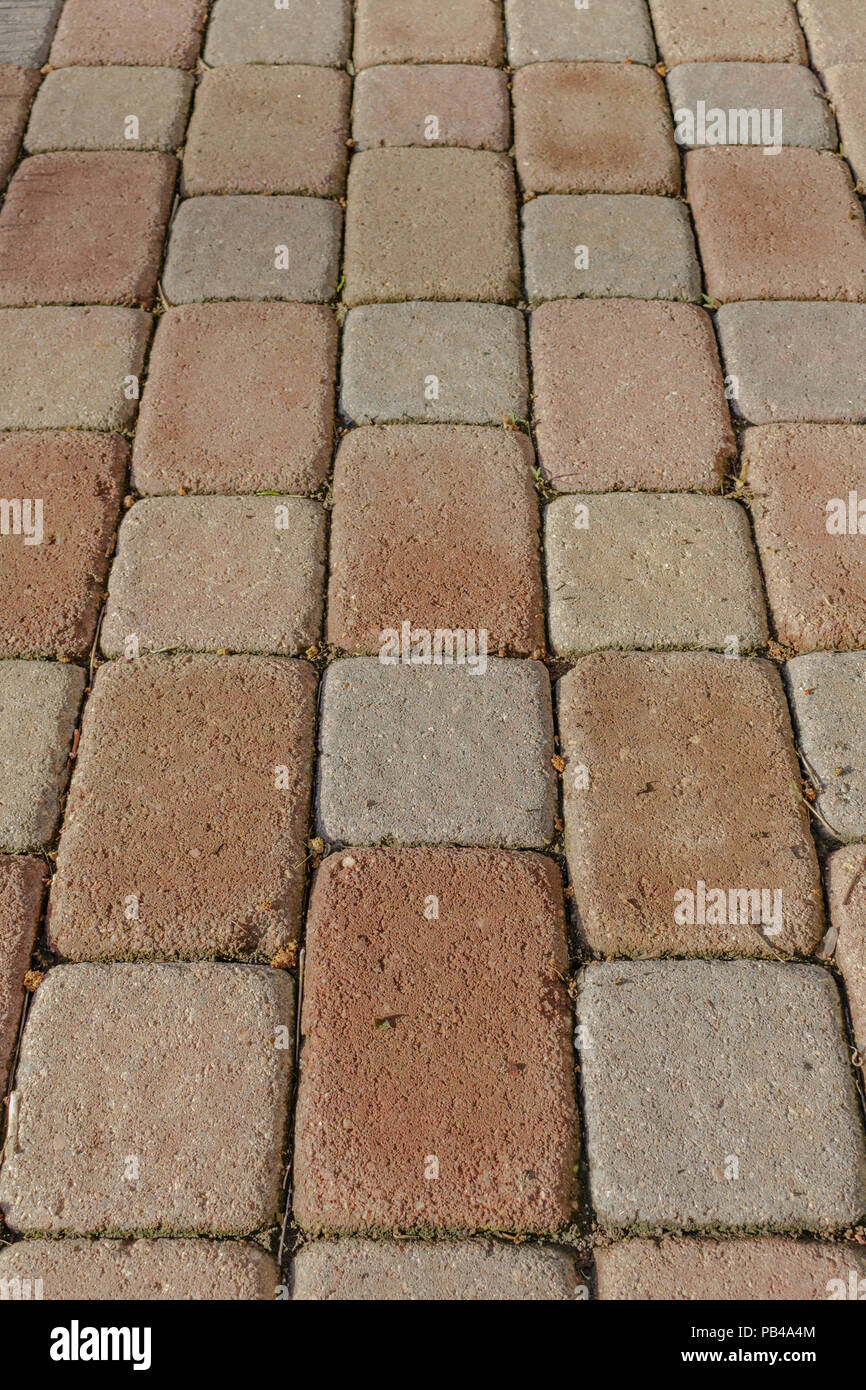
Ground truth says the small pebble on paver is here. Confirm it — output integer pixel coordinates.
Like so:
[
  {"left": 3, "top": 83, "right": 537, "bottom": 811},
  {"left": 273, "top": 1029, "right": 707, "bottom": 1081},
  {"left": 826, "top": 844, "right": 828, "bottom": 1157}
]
[
  {"left": 0, "top": 1239, "right": 278, "bottom": 1299},
  {"left": 0, "top": 430, "right": 126, "bottom": 660},
  {"left": 100, "top": 496, "right": 326, "bottom": 658},
  {"left": 687, "top": 148, "right": 866, "bottom": 303},
  {"left": 716, "top": 302, "right": 866, "bottom": 423},
  {"left": 354, "top": 0, "right": 503, "bottom": 69},
  {"left": 0, "top": 152, "right": 176, "bottom": 308},
  {"left": 132, "top": 303, "right": 336, "bottom": 496},
  {"left": 578, "top": 960, "right": 866, "bottom": 1230},
  {"left": 0, "top": 962, "right": 294, "bottom": 1234},
  {"left": 545, "top": 494, "right": 767, "bottom": 657},
  {"left": 595, "top": 1237, "right": 866, "bottom": 1300},
  {"left": 203, "top": 0, "right": 351, "bottom": 68},
  {"left": 522, "top": 194, "right": 701, "bottom": 304},
  {"left": 293, "top": 848, "right": 577, "bottom": 1232},
  {"left": 48, "top": 656, "right": 316, "bottom": 961},
  {"left": 0, "top": 660, "right": 84, "bottom": 853},
  {"left": 293, "top": 1239, "right": 580, "bottom": 1300},
  {"left": 0, "top": 306, "right": 150, "bottom": 431},
  {"left": 798, "top": 0, "right": 866, "bottom": 68},
  {"left": 160, "top": 195, "right": 342, "bottom": 305},
  {"left": 0, "top": 0, "right": 62, "bottom": 65},
  {"left": 531, "top": 299, "right": 735, "bottom": 492},
  {"left": 50, "top": 0, "right": 208, "bottom": 67},
  {"left": 340, "top": 303, "right": 528, "bottom": 424},
  {"left": 0, "top": 65, "right": 39, "bottom": 184},
  {"left": 343, "top": 149, "right": 519, "bottom": 306},
  {"left": 183, "top": 66, "right": 350, "bottom": 197},
  {"left": 559, "top": 652, "right": 823, "bottom": 957},
  {"left": 352, "top": 63, "right": 510, "bottom": 151},
  {"left": 505, "top": 0, "right": 655, "bottom": 66},
  {"left": 667, "top": 62, "right": 836, "bottom": 151},
  {"left": 0, "top": 854, "right": 44, "bottom": 1090},
  {"left": 648, "top": 0, "right": 806, "bottom": 65},
  {"left": 327, "top": 425, "right": 543, "bottom": 653},
  {"left": 825, "top": 65, "right": 866, "bottom": 187},
  {"left": 317, "top": 659, "right": 556, "bottom": 847},
  {"left": 25, "top": 66, "right": 193, "bottom": 153},
  {"left": 785, "top": 652, "right": 866, "bottom": 843},
  {"left": 744, "top": 424, "right": 866, "bottom": 652},
  {"left": 513, "top": 63, "right": 680, "bottom": 196},
  {"left": 825, "top": 847, "right": 866, "bottom": 1056}
]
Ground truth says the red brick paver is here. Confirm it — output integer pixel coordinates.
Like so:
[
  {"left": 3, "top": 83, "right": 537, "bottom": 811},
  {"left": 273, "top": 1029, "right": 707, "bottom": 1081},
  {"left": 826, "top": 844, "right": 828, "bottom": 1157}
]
[
  {"left": 50, "top": 0, "right": 208, "bottom": 68},
  {"left": 354, "top": 0, "right": 504, "bottom": 68},
  {"left": 0, "top": 65, "right": 38, "bottom": 186}
]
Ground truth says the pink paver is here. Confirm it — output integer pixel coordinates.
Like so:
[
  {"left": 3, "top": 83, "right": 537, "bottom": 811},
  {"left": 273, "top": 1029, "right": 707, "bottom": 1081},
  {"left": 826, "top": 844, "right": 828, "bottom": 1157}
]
[
  {"left": 0, "top": 66, "right": 39, "bottom": 187},
  {"left": 0, "top": 854, "right": 44, "bottom": 1091},
  {"left": 596, "top": 1237, "right": 866, "bottom": 1299},
  {"left": 352, "top": 63, "right": 510, "bottom": 151},
  {"left": 50, "top": 0, "right": 209, "bottom": 68}
]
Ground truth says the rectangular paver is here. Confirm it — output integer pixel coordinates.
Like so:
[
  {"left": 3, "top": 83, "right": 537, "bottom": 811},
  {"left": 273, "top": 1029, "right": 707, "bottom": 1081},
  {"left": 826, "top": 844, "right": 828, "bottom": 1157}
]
[
  {"left": 668, "top": 62, "right": 836, "bottom": 151},
  {"left": 24, "top": 66, "right": 193, "bottom": 152},
  {"left": 48, "top": 656, "right": 316, "bottom": 960},
  {"left": 327, "top": 425, "right": 543, "bottom": 654},
  {"left": 531, "top": 300, "right": 735, "bottom": 491},
  {"left": 353, "top": 0, "right": 503, "bottom": 68},
  {"left": 596, "top": 1237, "right": 866, "bottom": 1300},
  {"left": 50, "top": 0, "right": 208, "bottom": 67},
  {"left": 132, "top": 302, "right": 336, "bottom": 496},
  {"left": 505, "top": 0, "right": 655, "bottom": 66},
  {"left": 0, "top": 0, "right": 62, "bottom": 65},
  {"left": 161, "top": 195, "right": 342, "bottom": 304},
  {"left": 293, "top": 1239, "right": 579, "bottom": 1300},
  {"left": 0, "top": 430, "right": 126, "bottom": 660},
  {"left": 798, "top": 0, "right": 866, "bottom": 68},
  {"left": 578, "top": 960, "right": 866, "bottom": 1229},
  {"left": 0, "top": 660, "right": 84, "bottom": 852},
  {"left": 0, "top": 64, "right": 38, "bottom": 184},
  {"left": 317, "top": 658, "right": 556, "bottom": 847},
  {"left": 559, "top": 652, "right": 823, "bottom": 957},
  {"left": 0, "top": 152, "right": 176, "bottom": 309},
  {"left": 293, "top": 848, "right": 577, "bottom": 1232},
  {"left": 545, "top": 494, "right": 767, "bottom": 656},
  {"left": 203, "top": 0, "right": 351, "bottom": 67},
  {"left": 825, "top": 65, "right": 866, "bottom": 187},
  {"left": 513, "top": 63, "right": 680, "bottom": 196},
  {"left": 785, "top": 653, "right": 866, "bottom": 843},
  {"left": 0, "top": 854, "right": 44, "bottom": 1090},
  {"left": 826, "top": 847, "right": 866, "bottom": 1057},
  {"left": 344, "top": 149, "right": 520, "bottom": 306},
  {"left": 183, "top": 66, "right": 350, "bottom": 197},
  {"left": 100, "top": 496, "right": 326, "bottom": 657},
  {"left": 340, "top": 303, "right": 528, "bottom": 425},
  {"left": 0, "top": 962, "right": 294, "bottom": 1234},
  {"left": 0, "top": 1239, "right": 278, "bottom": 1300},
  {"left": 352, "top": 64, "right": 510, "bottom": 151},
  {"left": 648, "top": 0, "right": 806, "bottom": 65}
]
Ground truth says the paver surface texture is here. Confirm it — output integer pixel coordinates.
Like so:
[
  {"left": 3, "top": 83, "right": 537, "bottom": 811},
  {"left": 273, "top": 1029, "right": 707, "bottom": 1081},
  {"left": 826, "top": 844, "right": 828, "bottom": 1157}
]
[
  {"left": 595, "top": 1238, "right": 866, "bottom": 1300},
  {"left": 24, "top": 66, "right": 194, "bottom": 153},
  {"left": 292, "top": 1239, "right": 579, "bottom": 1300},
  {"left": 0, "top": 1238, "right": 278, "bottom": 1299}
]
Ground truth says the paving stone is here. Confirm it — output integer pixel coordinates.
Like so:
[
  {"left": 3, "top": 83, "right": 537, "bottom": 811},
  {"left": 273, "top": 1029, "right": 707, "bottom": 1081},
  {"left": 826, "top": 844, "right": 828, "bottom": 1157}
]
[
  {"left": 648, "top": 0, "right": 806, "bottom": 65},
  {"left": 340, "top": 304, "right": 528, "bottom": 425},
  {"left": 0, "top": 1238, "right": 278, "bottom": 1299},
  {"left": 0, "top": 854, "right": 44, "bottom": 1090},
  {"left": 826, "top": 847, "right": 866, "bottom": 1057},
  {"left": 545, "top": 494, "right": 767, "bottom": 657},
  {"left": 50, "top": 0, "right": 208, "bottom": 68},
  {"left": 183, "top": 66, "right": 350, "bottom": 197},
  {"left": 578, "top": 960, "right": 866, "bottom": 1230},
  {"left": 798, "top": 0, "right": 866, "bottom": 69},
  {"left": 531, "top": 299, "right": 735, "bottom": 492},
  {"left": 0, "top": 430, "right": 126, "bottom": 660},
  {"left": 825, "top": 65, "right": 866, "bottom": 187},
  {"left": 100, "top": 496, "right": 326, "bottom": 658},
  {"left": 352, "top": 64, "right": 510, "bottom": 152},
  {"left": 522, "top": 194, "right": 701, "bottom": 304},
  {"left": 513, "top": 63, "right": 680, "bottom": 197},
  {"left": 595, "top": 1237, "right": 866, "bottom": 1300},
  {"left": 687, "top": 148, "right": 866, "bottom": 303},
  {"left": 0, "top": 65, "right": 38, "bottom": 184},
  {"left": 293, "top": 848, "right": 577, "bottom": 1232},
  {"left": 784, "top": 652, "right": 866, "bottom": 843},
  {"left": 0, "top": 152, "right": 176, "bottom": 309},
  {"left": 354, "top": 0, "right": 504, "bottom": 69},
  {"left": 132, "top": 303, "right": 336, "bottom": 496},
  {"left": 505, "top": 0, "right": 655, "bottom": 66},
  {"left": 668, "top": 62, "right": 836, "bottom": 151},
  {"left": 203, "top": 0, "right": 351, "bottom": 68},
  {"left": 559, "top": 652, "right": 823, "bottom": 957},
  {"left": 24, "top": 66, "right": 193, "bottom": 153},
  {"left": 0, "top": 660, "right": 84, "bottom": 853},
  {"left": 317, "top": 658, "right": 556, "bottom": 847},
  {"left": 0, "top": 306, "right": 151, "bottom": 431},
  {"left": 0, "top": 0, "right": 61, "bottom": 65},
  {"left": 743, "top": 424, "right": 866, "bottom": 652},
  {"left": 161, "top": 195, "right": 342, "bottom": 305},
  {"left": 716, "top": 302, "right": 866, "bottom": 424},
  {"left": 0, "top": 962, "right": 294, "bottom": 1234},
  {"left": 293, "top": 1239, "right": 580, "bottom": 1300},
  {"left": 327, "top": 426, "right": 543, "bottom": 654},
  {"left": 48, "top": 655, "right": 316, "bottom": 961},
  {"left": 344, "top": 149, "right": 520, "bottom": 306}
]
